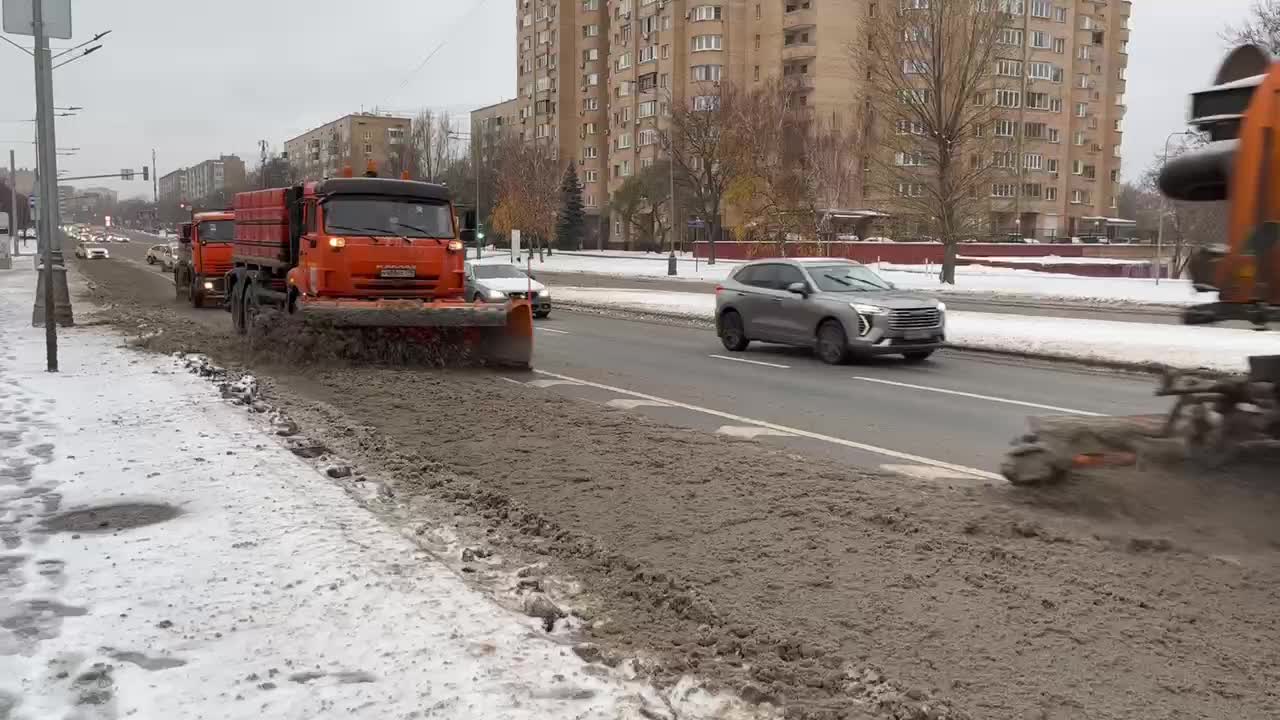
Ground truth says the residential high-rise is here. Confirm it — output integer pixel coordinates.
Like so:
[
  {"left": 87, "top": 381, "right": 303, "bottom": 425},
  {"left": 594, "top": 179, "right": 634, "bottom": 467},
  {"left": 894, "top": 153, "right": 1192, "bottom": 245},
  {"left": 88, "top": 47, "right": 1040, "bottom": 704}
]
[{"left": 499, "top": 0, "right": 1129, "bottom": 244}]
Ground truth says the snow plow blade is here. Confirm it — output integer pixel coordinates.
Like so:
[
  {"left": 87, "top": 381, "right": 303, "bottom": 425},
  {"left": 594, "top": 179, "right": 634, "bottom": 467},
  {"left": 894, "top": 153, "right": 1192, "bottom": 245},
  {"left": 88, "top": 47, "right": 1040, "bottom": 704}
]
[{"left": 296, "top": 298, "right": 534, "bottom": 369}]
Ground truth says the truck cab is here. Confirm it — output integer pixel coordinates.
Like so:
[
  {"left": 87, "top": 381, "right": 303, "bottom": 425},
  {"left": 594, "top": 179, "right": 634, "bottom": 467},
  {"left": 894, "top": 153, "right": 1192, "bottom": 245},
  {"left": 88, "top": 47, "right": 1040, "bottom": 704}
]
[{"left": 176, "top": 210, "right": 235, "bottom": 308}]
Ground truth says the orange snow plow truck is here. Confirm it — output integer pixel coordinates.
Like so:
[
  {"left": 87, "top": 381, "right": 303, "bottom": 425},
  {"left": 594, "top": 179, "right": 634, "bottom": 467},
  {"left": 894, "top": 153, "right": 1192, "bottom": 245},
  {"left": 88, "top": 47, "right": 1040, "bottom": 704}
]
[
  {"left": 225, "top": 176, "right": 533, "bottom": 368},
  {"left": 175, "top": 210, "right": 235, "bottom": 308}
]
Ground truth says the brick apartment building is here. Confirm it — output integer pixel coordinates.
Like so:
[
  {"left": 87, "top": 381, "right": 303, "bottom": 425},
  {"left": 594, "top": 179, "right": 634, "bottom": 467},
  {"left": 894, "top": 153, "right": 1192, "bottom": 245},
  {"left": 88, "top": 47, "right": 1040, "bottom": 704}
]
[
  {"left": 485, "top": 0, "right": 1130, "bottom": 243},
  {"left": 283, "top": 113, "right": 411, "bottom": 181}
]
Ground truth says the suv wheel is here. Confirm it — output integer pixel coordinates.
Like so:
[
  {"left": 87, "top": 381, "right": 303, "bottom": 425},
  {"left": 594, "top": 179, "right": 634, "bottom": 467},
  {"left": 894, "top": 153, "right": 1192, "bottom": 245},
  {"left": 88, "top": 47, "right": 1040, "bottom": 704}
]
[
  {"left": 719, "top": 310, "right": 750, "bottom": 351},
  {"left": 815, "top": 320, "right": 849, "bottom": 365}
]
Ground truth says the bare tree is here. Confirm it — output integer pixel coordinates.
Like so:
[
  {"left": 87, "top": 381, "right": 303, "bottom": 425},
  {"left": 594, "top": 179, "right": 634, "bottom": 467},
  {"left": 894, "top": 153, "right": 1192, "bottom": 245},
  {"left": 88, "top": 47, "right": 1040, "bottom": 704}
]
[
  {"left": 805, "top": 113, "right": 865, "bottom": 250},
  {"left": 407, "top": 109, "right": 457, "bottom": 183},
  {"left": 726, "top": 79, "right": 811, "bottom": 252},
  {"left": 661, "top": 82, "right": 751, "bottom": 265},
  {"left": 854, "top": 0, "right": 1010, "bottom": 283},
  {"left": 490, "top": 133, "right": 559, "bottom": 256},
  {"left": 1223, "top": 0, "right": 1280, "bottom": 53}
]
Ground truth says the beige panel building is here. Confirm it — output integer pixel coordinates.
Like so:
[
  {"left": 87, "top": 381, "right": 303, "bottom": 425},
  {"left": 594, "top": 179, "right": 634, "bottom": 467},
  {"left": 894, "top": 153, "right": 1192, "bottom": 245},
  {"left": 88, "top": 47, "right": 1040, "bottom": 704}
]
[
  {"left": 471, "top": 98, "right": 521, "bottom": 139},
  {"left": 284, "top": 113, "right": 411, "bottom": 182},
  {"left": 503, "top": 0, "right": 1129, "bottom": 244}
]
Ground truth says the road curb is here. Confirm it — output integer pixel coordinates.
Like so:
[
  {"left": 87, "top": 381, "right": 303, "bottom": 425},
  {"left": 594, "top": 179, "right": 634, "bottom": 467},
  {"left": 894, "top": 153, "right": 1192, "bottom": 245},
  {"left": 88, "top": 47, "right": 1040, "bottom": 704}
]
[{"left": 554, "top": 299, "right": 1222, "bottom": 378}]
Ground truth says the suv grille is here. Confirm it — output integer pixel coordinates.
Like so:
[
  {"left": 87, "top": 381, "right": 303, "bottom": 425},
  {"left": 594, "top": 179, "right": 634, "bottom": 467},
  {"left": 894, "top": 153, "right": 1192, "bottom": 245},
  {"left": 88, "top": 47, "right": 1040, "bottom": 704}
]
[{"left": 888, "top": 308, "right": 942, "bottom": 330}]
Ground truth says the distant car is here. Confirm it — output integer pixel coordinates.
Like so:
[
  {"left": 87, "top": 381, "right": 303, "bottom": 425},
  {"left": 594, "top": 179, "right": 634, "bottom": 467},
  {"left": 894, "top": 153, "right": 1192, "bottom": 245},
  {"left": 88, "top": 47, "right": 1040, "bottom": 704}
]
[
  {"left": 715, "top": 258, "right": 946, "bottom": 364},
  {"left": 464, "top": 262, "right": 551, "bottom": 318},
  {"left": 146, "top": 244, "right": 168, "bottom": 265},
  {"left": 74, "top": 242, "right": 109, "bottom": 260},
  {"left": 161, "top": 242, "right": 180, "bottom": 271}
]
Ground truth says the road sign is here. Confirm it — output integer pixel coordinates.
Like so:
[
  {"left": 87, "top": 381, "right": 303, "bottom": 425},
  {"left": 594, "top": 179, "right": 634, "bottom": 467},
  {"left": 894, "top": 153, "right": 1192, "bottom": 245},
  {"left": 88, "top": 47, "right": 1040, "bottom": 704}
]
[
  {"left": 120, "top": 169, "right": 134, "bottom": 180},
  {"left": 2, "top": 0, "right": 72, "bottom": 40},
  {"left": 29, "top": 195, "right": 36, "bottom": 210}
]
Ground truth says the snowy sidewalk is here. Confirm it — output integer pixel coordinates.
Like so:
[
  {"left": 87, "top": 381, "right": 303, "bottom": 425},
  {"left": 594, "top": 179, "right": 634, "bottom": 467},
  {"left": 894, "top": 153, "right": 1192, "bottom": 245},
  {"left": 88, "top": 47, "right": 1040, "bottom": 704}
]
[
  {"left": 0, "top": 267, "right": 726, "bottom": 719},
  {"left": 554, "top": 286, "right": 1280, "bottom": 373}
]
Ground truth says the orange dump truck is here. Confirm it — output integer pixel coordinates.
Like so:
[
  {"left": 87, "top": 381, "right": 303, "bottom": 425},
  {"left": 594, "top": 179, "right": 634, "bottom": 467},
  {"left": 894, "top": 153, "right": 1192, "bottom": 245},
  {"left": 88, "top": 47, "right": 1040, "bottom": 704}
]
[
  {"left": 175, "top": 210, "right": 235, "bottom": 308},
  {"left": 225, "top": 176, "right": 533, "bottom": 367}
]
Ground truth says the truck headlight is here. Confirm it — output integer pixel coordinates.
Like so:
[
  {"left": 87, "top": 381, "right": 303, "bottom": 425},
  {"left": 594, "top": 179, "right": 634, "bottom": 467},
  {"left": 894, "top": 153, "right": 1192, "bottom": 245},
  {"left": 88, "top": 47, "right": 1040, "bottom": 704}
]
[
  {"left": 204, "top": 281, "right": 214, "bottom": 290},
  {"left": 850, "top": 303, "right": 887, "bottom": 315}
]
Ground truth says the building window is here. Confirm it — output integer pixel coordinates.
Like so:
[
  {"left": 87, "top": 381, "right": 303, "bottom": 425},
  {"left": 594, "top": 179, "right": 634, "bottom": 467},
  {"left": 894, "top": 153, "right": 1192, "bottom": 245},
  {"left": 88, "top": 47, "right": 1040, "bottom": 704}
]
[
  {"left": 994, "top": 119, "right": 1017, "bottom": 137},
  {"left": 992, "top": 151, "right": 1016, "bottom": 169},
  {"left": 1053, "top": 6, "right": 1067, "bottom": 22},
  {"left": 1030, "top": 30, "right": 1050, "bottom": 48},
  {"left": 1046, "top": 158, "right": 1059, "bottom": 173},
  {"left": 1026, "top": 92, "right": 1051, "bottom": 110},
  {"left": 1023, "top": 183, "right": 1042, "bottom": 198},
  {"left": 1053, "top": 37, "right": 1066, "bottom": 53},
  {"left": 1071, "top": 189, "right": 1088, "bottom": 204},
  {"left": 991, "top": 183, "right": 1017, "bottom": 198},
  {"left": 755, "top": 34, "right": 761, "bottom": 49},
  {"left": 584, "top": 170, "right": 599, "bottom": 182},
  {"left": 1027, "top": 62, "right": 1053, "bottom": 80},
  {"left": 584, "top": 146, "right": 598, "bottom": 159},
  {"left": 387, "top": 127, "right": 404, "bottom": 145},
  {"left": 585, "top": 72, "right": 599, "bottom": 86},
  {"left": 583, "top": 97, "right": 599, "bottom": 111},
  {"left": 693, "top": 95, "right": 720, "bottom": 111},
  {"left": 639, "top": 100, "right": 658, "bottom": 117},
  {"left": 996, "top": 59, "right": 1022, "bottom": 77},
  {"left": 999, "top": 28, "right": 1023, "bottom": 46},
  {"left": 583, "top": 24, "right": 599, "bottom": 37},
  {"left": 995, "top": 89, "right": 1021, "bottom": 108},
  {"left": 692, "top": 64, "right": 723, "bottom": 82},
  {"left": 691, "top": 5, "right": 722, "bottom": 21},
  {"left": 1075, "top": 102, "right": 1088, "bottom": 117},
  {"left": 616, "top": 52, "right": 632, "bottom": 70},
  {"left": 1047, "top": 128, "right": 1060, "bottom": 143},
  {"left": 616, "top": 133, "right": 632, "bottom": 150},
  {"left": 1030, "top": 0, "right": 1051, "bottom": 18},
  {"left": 1045, "top": 186, "right": 1058, "bottom": 201},
  {"left": 1049, "top": 97, "right": 1063, "bottom": 113},
  {"left": 754, "top": 65, "right": 760, "bottom": 81},
  {"left": 661, "top": 44, "right": 670, "bottom": 59},
  {"left": 896, "top": 182, "right": 925, "bottom": 197},
  {"left": 584, "top": 48, "right": 599, "bottom": 63},
  {"left": 692, "top": 34, "right": 723, "bottom": 51},
  {"left": 1023, "top": 153, "right": 1043, "bottom": 170},
  {"left": 639, "top": 128, "right": 660, "bottom": 146},
  {"left": 1024, "top": 122, "right": 1046, "bottom": 139},
  {"left": 895, "top": 151, "right": 926, "bottom": 167}
]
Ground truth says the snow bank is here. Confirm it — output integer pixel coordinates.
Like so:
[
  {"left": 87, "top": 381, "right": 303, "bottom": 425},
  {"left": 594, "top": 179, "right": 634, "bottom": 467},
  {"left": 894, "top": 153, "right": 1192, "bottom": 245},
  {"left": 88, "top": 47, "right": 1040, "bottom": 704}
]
[
  {"left": 0, "top": 267, "right": 762, "bottom": 720},
  {"left": 475, "top": 250, "right": 1213, "bottom": 307},
  {"left": 553, "top": 286, "right": 1280, "bottom": 373}
]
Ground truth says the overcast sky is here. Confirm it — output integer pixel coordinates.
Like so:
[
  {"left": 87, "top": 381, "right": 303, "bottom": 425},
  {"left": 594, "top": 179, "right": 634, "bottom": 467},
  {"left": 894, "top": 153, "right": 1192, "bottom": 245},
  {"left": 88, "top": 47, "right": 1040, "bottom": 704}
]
[{"left": 0, "top": 0, "right": 1263, "bottom": 198}]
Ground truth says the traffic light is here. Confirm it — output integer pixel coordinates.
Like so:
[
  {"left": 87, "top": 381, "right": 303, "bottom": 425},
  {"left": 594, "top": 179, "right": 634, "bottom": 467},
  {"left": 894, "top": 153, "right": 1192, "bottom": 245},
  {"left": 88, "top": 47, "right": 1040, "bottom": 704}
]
[{"left": 143, "top": 166, "right": 149, "bottom": 182}]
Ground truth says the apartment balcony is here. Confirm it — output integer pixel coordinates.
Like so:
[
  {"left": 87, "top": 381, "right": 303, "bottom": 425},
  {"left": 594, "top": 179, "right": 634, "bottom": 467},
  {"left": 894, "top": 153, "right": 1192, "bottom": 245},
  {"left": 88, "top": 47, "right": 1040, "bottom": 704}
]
[
  {"left": 783, "top": 5, "right": 816, "bottom": 29},
  {"left": 782, "top": 42, "right": 818, "bottom": 62}
]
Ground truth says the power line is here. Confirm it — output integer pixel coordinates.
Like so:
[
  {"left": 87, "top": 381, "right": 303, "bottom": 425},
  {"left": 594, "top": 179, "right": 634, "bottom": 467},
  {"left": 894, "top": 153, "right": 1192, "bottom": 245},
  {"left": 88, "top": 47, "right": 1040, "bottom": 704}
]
[{"left": 392, "top": 0, "right": 492, "bottom": 95}]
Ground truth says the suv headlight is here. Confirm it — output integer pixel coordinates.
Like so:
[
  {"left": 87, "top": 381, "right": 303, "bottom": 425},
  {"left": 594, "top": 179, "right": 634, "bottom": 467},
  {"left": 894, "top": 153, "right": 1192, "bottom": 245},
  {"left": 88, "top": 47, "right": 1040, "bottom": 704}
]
[
  {"left": 850, "top": 303, "right": 887, "bottom": 315},
  {"left": 486, "top": 288, "right": 506, "bottom": 300},
  {"left": 536, "top": 289, "right": 548, "bottom": 297},
  {"left": 936, "top": 301, "right": 946, "bottom": 312}
]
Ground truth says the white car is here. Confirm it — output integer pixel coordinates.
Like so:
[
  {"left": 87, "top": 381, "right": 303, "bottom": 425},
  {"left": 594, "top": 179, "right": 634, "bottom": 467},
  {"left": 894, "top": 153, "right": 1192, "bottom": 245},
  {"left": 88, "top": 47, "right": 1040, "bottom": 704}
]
[
  {"left": 464, "top": 262, "right": 552, "bottom": 318},
  {"left": 74, "top": 242, "right": 109, "bottom": 260}
]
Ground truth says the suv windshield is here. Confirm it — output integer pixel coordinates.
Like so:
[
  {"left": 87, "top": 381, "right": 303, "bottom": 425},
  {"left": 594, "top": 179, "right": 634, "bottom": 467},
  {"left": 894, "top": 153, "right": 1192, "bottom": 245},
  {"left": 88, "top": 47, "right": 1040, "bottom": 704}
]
[
  {"left": 324, "top": 197, "right": 454, "bottom": 238},
  {"left": 197, "top": 220, "right": 234, "bottom": 243},
  {"left": 809, "top": 264, "right": 893, "bottom": 292},
  {"left": 473, "top": 264, "right": 528, "bottom": 279}
]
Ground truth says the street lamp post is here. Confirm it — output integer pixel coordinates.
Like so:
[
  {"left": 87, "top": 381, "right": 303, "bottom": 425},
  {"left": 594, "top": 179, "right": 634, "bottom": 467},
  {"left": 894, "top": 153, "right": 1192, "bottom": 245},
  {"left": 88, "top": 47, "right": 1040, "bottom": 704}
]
[{"left": 1156, "top": 130, "right": 1198, "bottom": 285}]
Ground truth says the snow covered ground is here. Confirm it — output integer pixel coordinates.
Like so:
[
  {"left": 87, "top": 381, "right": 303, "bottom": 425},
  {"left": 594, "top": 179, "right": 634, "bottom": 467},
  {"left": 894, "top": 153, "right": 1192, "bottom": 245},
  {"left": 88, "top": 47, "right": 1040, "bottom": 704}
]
[
  {"left": 0, "top": 266, "right": 761, "bottom": 719},
  {"left": 552, "top": 286, "right": 1280, "bottom": 373},
  {"left": 476, "top": 250, "right": 1214, "bottom": 307}
]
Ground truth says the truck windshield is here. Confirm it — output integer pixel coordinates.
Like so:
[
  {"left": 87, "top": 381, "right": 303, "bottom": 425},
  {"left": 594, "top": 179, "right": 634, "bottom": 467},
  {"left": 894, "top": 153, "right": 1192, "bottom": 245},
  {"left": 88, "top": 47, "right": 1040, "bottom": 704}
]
[
  {"left": 197, "top": 220, "right": 234, "bottom": 243},
  {"left": 324, "top": 198, "right": 454, "bottom": 238}
]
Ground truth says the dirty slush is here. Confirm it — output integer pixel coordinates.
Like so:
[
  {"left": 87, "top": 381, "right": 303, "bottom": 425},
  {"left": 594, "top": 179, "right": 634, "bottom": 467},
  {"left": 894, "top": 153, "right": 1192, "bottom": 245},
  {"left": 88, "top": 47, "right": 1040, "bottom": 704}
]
[{"left": 77, "top": 257, "right": 1280, "bottom": 720}]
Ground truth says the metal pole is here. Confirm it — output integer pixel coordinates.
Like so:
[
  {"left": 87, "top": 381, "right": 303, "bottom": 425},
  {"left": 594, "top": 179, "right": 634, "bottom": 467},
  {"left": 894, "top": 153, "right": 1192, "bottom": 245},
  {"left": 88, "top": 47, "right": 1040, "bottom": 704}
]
[
  {"left": 1156, "top": 213, "right": 1163, "bottom": 285},
  {"left": 33, "top": 0, "right": 59, "bottom": 371},
  {"left": 152, "top": 148, "right": 158, "bottom": 203},
  {"left": 8, "top": 149, "right": 16, "bottom": 257},
  {"left": 475, "top": 139, "right": 482, "bottom": 259}
]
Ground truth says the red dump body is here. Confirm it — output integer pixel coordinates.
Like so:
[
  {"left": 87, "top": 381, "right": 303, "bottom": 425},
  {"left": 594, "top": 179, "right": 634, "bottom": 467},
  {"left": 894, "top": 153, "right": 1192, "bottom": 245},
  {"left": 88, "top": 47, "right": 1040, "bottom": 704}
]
[{"left": 233, "top": 188, "right": 294, "bottom": 267}]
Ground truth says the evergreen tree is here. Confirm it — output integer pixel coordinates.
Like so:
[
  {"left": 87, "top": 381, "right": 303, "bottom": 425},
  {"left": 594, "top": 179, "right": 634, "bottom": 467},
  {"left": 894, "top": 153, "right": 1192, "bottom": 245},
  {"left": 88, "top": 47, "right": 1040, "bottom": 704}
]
[{"left": 555, "top": 163, "right": 585, "bottom": 251}]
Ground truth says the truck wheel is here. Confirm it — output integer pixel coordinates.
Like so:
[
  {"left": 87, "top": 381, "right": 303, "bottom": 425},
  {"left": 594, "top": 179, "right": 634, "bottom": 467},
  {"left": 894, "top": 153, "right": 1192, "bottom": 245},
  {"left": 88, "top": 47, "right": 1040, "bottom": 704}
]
[
  {"left": 242, "top": 280, "right": 261, "bottom": 330},
  {"left": 175, "top": 269, "right": 187, "bottom": 300},
  {"left": 190, "top": 277, "right": 204, "bottom": 309}
]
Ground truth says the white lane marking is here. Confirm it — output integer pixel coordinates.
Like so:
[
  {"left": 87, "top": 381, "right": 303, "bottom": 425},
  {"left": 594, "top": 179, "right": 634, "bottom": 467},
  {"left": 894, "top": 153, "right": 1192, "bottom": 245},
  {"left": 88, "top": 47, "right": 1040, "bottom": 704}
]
[
  {"left": 526, "top": 379, "right": 584, "bottom": 389},
  {"left": 537, "top": 327, "right": 570, "bottom": 335},
  {"left": 533, "top": 369, "right": 1003, "bottom": 481},
  {"left": 880, "top": 464, "right": 990, "bottom": 485},
  {"left": 716, "top": 425, "right": 795, "bottom": 439},
  {"left": 851, "top": 376, "right": 1105, "bottom": 417},
  {"left": 499, "top": 377, "right": 526, "bottom": 386},
  {"left": 607, "top": 398, "right": 672, "bottom": 410},
  {"left": 708, "top": 354, "right": 791, "bottom": 369}
]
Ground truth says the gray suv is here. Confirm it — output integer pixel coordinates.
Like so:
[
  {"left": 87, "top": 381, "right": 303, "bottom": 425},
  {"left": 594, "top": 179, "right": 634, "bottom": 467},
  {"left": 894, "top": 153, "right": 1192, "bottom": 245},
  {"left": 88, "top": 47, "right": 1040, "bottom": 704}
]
[{"left": 715, "top": 258, "right": 946, "bottom": 364}]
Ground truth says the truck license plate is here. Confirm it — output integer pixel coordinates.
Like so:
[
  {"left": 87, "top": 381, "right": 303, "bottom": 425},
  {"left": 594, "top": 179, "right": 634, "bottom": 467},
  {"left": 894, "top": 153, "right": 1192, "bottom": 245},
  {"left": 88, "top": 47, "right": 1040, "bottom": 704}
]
[
  {"left": 380, "top": 266, "right": 415, "bottom": 279},
  {"left": 905, "top": 330, "right": 932, "bottom": 341}
]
